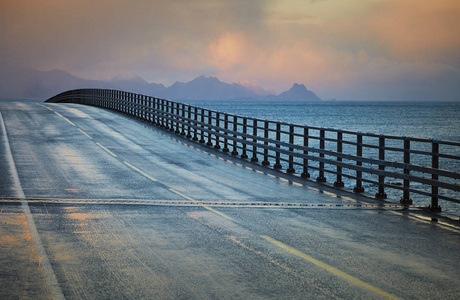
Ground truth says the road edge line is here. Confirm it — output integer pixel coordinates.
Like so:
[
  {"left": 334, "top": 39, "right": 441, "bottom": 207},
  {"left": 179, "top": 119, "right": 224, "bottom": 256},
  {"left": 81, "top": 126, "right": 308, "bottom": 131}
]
[{"left": 0, "top": 111, "right": 65, "bottom": 300}]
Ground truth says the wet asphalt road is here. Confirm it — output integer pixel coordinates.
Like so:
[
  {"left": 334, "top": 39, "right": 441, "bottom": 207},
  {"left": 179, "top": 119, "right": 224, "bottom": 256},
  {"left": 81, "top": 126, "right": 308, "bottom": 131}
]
[{"left": 1, "top": 100, "right": 459, "bottom": 299}]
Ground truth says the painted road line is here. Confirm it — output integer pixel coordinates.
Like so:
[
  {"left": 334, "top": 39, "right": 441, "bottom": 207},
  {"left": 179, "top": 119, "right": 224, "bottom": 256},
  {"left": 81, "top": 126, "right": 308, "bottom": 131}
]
[
  {"left": 78, "top": 128, "right": 93, "bottom": 140},
  {"left": 53, "top": 111, "right": 76, "bottom": 126},
  {"left": 38, "top": 104, "right": 54, "bottom": 111},
  {"left": 123, "top": 161, "right": 157, "bottom": 182},
  {"left": 261, "top": 235, "right": 399, "bottom": 300},
  {"left": 168, "top": 188, "right": 234, "bottom": 221},
  {"left": 96, "top": 142, "right": 118, "bottom": 157},
  {"left": 1, "top": 111, "right": 65, "bottom": 300}
]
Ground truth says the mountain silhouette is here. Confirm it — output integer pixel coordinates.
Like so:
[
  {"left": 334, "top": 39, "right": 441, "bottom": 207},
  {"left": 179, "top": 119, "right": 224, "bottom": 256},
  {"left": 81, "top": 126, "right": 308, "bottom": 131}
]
[
  {"left": 276, "top": 83, "right": 321, "bottom": 101},
  {"left": 163, "top": 76, "right": 257, "bottom": 100},
  {"left": 0, "top": 65, "right": 321, "bottom": 101}
]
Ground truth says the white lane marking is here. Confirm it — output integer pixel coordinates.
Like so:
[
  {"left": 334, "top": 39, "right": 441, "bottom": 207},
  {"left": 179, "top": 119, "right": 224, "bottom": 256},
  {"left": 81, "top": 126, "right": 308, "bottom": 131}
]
[
  {"left": 96, "top": 142, "right": 118, "bottom": 157},
  {"left": 0, "top": 111, "right": 65, "bottom": 300},
  {"left": 123, "top": 161, "right": 157, "bottom": 182},
  {"left": 38, "top": 104, "right": 54, "bottom": 111},
  {"left": 53, "top": 111, "right": 76, "bottom": 126},
  {"left": 78, "top": 128, "right": 92, "bottom": 140}
]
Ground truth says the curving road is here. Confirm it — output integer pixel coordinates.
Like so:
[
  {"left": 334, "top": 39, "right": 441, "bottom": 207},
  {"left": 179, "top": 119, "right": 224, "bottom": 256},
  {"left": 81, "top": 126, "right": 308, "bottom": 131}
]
[{"left": 1, "top": 100, "right": 459, "bottom": 299}]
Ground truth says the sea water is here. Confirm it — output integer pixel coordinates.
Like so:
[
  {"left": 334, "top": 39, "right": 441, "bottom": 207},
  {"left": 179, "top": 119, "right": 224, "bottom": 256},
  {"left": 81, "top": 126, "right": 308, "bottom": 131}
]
[
  {"left": 187, "top": 100, "right": 460, "bottom": 216},
  {"left": 186, "top": 100, "right": 460, "bottom": 142}
]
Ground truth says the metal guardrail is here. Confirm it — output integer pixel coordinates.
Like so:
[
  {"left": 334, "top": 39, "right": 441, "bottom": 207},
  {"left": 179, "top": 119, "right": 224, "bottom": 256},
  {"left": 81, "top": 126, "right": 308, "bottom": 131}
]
[{"left": 46, "top": 89, "right": 460, "bottom": 211}]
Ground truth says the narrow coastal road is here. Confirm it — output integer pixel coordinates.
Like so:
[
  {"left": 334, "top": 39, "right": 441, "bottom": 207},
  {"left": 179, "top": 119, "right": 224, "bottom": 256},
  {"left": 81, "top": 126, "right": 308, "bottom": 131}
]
[{"left": 1, "top": 100, "right": 459, "bottom": 299}]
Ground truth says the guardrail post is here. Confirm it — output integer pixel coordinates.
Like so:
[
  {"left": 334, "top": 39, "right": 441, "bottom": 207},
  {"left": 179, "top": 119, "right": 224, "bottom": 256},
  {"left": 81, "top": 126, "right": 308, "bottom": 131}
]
[
  {"left": 163, "top": 99, "right": 167, "bottom": 127},
  {"left": 179, "top": 103, "right": 185, "bottom": 135},
  {"left": 400, "top": 138, "right": 413, "bottom": 204},
  {"left": 170, "top": 101, "right": 175, "bottom": 131},
  {"left": 207, "top": 110, "right": 213, "bottom": 146},
  {"left": 251, "top": 119, "right": 259, "bottom": 162},
  {"left": 119, "top": 91, "right": 123, "bottom": 113},
  {"left": 164, "top": 99, "right": 168, "bottom": 128},
  {"left": 274, "top": 123, "right": 282, "bottom": 169},
  {"left": 223, "top": 114, "right": 229, "bottom": 152},
  {"left": 375, "top": 136, "right": 387, "bottom": 198},
  {"left": 124, "top": 92, "right": 127, "bottom": 114},
  {"left": 134, "top": 93, "right": 139, "bottom": 117},
  {"left": 316, "top": 129, "right": 326, "bottom": 182},
  {"left": 170, "top": 102, "right": 175, "bottom": 130},
  {"left": 430, "top": 141, "right": 441, "bottom": 211},
  {"left": 159, "top": 99, "right": 164, "bottom": 127},
  {"left": 138, "top": 94, "right": 142, "bottom": 118},
  {"left": 114, "top": 90, "right": 117, "bottom": 111},
  {"left": 146, "top": 96, "right": 149, "bottom": 121},
  {"left": 140, "top": 95, "right": 144, "bottom": 119},
  {"left": 141, "top": 95, "right": 144, "bottom": 119},
  {"left": 214, "top": 112, "right": 221, "bottom": 149},
  {"left": 192, "top": 107, "right": 199, "bottom": 141},
  {"left": 353, "top": 134, "right": 365, "bottom": 192},
  {"left": 241, "top": 118, "right": 248, "bottom": 159},
  {"left": 162, "top": 100, "right": 166, "bottom": 128},
  {"left": 199, "top": 108, "right": 206, "bottom": 143},
  {"left": 334, "top": 131, "right": 344, "bottom": 187},
  {"left": 287, "top": 125, "right": 295, "bottom": 173},
  {"left": 139, "top": 94, "right": 142, "bottom": 118},
  {"left": 301, "top": 127, "right": 310, "bottom": 178},
  {"left": 147, "top": 97, "right": 152, "bottom": 123},
  {"left": 139, "top": 95, "right": 143, "bottom": 119},
  {"left": 186, "top": 105, "right": 192, "bottom": 138},
  {"left": 231, "top": 116, "right": 239, "bottom": 155},
  {"left": 174, "top": 103, "right": 180, "bottom": 133},
  {"left": 169, "top": 101, "right": 175, "bottom": 131},
  {"left": 262, "top": 121, "right": 270, "bottom": 165},
  {"left": 155, "top": 98, "right": 160, "bottom": 125},
  {"left": 131, "top": 93, "right": 135, "bottom": 117},
  {"left": 144, "top": 95, "right": 147, "bottom": 120}
]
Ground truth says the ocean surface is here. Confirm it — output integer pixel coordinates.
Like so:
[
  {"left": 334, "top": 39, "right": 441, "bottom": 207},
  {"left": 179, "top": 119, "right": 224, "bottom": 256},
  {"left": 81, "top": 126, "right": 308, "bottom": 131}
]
[
  {"left": 186, "top": 100, "right": 460, "bottom": 142},
  {"left": 186, "top": 99, "right": 460, "bottom": 216}
]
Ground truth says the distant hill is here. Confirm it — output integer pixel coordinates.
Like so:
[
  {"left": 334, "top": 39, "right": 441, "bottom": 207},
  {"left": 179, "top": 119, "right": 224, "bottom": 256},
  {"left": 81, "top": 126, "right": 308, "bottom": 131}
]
[
  {"left": 0, "top": 66, "right": 112, "bottom": 99},
  {"left": 276, "top": 83, "right": 321, "bottom": 101},
  {"left": 163, "top": 76, "right": 257, "bottom": 100},
  {"left": 110, "top": 73, "right": 166, "bottom": 96},
  {"left": 0, "top": 65, "right": 322, "bottom": 101}
]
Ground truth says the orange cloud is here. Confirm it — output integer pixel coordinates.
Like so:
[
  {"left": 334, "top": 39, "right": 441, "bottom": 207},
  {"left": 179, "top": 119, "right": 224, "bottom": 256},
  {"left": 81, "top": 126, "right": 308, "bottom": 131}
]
[
  {"left": 368, "top": 0, "right": 460, "bottom": 65},
  {"left": 208, "top": 32, "right": 256, "bottom": 71}
]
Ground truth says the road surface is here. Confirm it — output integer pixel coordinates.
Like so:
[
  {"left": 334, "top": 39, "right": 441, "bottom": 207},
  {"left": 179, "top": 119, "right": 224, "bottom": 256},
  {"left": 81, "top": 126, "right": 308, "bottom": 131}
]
[{"left": 1, "top": 100, "right": 459, "bottom": 299}]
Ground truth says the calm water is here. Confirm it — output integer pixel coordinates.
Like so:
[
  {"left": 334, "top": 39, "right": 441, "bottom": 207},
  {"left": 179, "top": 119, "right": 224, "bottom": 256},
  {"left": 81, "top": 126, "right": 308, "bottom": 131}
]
[
  {"left": 186, "top": 100, "right": 460, "bottom": 142},
  {"left": 187, "top": 100, "right": 460, "bottom": 216}
]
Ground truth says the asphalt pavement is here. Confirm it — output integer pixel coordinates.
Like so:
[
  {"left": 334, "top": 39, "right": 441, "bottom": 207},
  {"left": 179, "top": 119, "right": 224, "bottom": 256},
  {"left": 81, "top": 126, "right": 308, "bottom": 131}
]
[{"left": 1, "top": 100, "right": 459, "bottom": 299}]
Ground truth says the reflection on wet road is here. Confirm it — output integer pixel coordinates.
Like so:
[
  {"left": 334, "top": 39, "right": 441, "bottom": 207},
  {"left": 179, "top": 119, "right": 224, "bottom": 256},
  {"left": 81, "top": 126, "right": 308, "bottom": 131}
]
[{"left": 1, "top": 101, "right": 459, "bottom": 299}]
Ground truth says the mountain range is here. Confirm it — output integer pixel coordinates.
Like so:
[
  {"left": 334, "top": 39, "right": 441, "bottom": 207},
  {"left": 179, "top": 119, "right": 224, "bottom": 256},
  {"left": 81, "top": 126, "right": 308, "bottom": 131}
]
[{"left": 0, "top": 66, "right": 321, "bottom": 101}]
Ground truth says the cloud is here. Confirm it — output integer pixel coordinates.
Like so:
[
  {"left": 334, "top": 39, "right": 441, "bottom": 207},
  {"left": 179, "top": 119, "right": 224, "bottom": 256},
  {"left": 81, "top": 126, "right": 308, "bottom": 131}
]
[
  {"left": 0, "top": 0, "right": 267, "bottom": 78},
  {"left": 1, "top": 0, "right": 459, "bottom": 100},
  {"left": 367, "top": 0, "right": 460, "bottom": 67},
  {"left": 202, "top": 0, "right": 460, "bottom": 99}
]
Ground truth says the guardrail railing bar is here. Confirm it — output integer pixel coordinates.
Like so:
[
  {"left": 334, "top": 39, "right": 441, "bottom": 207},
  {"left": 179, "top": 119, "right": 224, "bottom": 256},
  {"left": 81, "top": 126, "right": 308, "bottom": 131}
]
[{"left": 46, "top": 89, "right": 460, "bottom": 211}]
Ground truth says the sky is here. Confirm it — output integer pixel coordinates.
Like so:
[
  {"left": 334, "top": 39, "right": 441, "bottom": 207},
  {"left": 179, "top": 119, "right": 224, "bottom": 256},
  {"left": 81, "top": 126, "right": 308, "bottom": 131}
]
[{"left": 1, "top": 0, "right": 459, "bottom": 100}]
